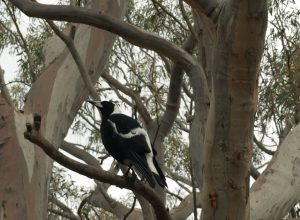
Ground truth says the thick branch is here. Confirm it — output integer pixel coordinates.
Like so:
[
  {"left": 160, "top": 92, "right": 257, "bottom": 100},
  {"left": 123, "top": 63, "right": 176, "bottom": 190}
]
[
  {"left": 9, "top": 0, "right": 199, "bottom": 71},
  {"left": 251, "top": 124, "right": 300, "bottom": 219},
  {"left": 23, "top": 130, "right": 170, "bottom": 220},
  {"left": 158, "top": 33, "right": 198, "bottom": 139}
]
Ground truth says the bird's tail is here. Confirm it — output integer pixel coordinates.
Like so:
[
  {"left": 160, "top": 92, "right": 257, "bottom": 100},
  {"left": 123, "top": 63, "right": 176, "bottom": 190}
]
[
  {"left": 153, "top": 157, "right": 167, "bottom": 188},
  {"left": 130, "top": 153, "right": 156, "bottom": 188}
]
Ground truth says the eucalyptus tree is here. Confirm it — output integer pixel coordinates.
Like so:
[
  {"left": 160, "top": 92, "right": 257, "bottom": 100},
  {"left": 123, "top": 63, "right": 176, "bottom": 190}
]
[{"left": 1, "top": 0, "right": 300, "bottom": 220}]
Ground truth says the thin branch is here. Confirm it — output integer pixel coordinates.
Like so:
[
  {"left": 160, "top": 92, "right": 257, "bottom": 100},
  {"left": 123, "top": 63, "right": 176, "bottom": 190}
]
[
  {"left": 166, "top": 189, "right": 183, "bottom": 201},
  {"left": 151, "top": 0, "right": 188, "bottom": 31},
  {"left": 3, "top": 0, "right": 36, "bottom": 81},
  {"left": 77, "top": 196, "right": 89, "bottom": 218},
  {"left": 102, "top": 72, "right": 151, "bottom": 124},
  {"left": 46, "top": 20, "right": 99, "bottom": 100},
  {"left": 165, "top": 167, "right": 191, "bottom": 186},
  {"left": 179, "top": 0, "right": 199, "bottom": 41},
  {"left": 24, "top": 118, "right": 171, "bottom": 220},
  {"left": 48, "top": 208, "right": 80, "bottom": 220},
  {"left": 49, "top": 197, "right": 80, "bottom": 220},
  {"left": 49, "top": 197, "right": 75, "bottom": 214},
  {"left": 254, "top": 135, "right": 276, "bottom": 155},
  {"left": 123, "top": 196, "right": 137, "bottom": 220}
]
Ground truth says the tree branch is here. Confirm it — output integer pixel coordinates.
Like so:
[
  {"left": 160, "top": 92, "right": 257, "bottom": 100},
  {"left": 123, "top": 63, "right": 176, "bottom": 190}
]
[
  {"left": 250, "top": 163, "right": 260, "bottom": 180},
  {"left": 170, "top": 192, "right": 202, "bottom": 220},
  {"left": 24, "top": 117, "right": 170, "bottom": 220},
  {"left": 165, "top": 167, "right": 191, "bottom": 186},
  {"left": 49, "top": 197, "right": 80, "bottom": 220},
  {"left": 102, "top": 72, "right": 151, "bottom": 124},
  {"left": 251, "top": 124, "right": 300, "bottom": 219},
  {"left": 157, "top": 32, "right": 198, "bottom": 140},
  {"left": 254, "top": 135, "right": 276, "bottom": 155},
  {"left": 61, "top": 141, "right": 100, "bottom": 167},
  {"left": 48, "top": 208, "right": 80, "bottom": 220},
  {"left": 46, "top": 20, "right": 99, "bottom": 100},
  {"left": 9, "top": 0, "right": 200, "bottom": 71}
]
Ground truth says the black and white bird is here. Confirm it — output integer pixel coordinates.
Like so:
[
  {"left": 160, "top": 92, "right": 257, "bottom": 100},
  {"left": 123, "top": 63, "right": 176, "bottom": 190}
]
[{"left": 88, "top": 100, "right": 167, "bottom": 188}]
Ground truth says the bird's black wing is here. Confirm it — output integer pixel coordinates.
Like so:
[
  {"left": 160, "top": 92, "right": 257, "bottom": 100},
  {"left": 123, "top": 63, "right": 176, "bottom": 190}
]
[
  {"left": 108, "top": 114, "right": 141, "bottom": 133},
  {"left": 107, "top": 114, "right": 152, "bottom": 154}
]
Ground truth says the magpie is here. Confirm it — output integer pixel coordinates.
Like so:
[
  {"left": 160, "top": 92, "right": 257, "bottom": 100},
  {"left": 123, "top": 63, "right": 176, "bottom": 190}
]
[{"left": 88, "top": 100, "right": 167, "bottom": 188}]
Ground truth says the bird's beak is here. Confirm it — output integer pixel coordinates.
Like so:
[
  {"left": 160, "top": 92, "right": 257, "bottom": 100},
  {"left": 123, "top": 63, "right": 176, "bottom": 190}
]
[{"left": 87, "top": 100, "right": 102, "bottom": 108}]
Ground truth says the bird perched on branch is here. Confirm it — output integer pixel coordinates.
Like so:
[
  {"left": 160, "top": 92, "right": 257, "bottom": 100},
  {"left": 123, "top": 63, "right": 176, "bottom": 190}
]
[{"left": 88, "top": 100, "right": 167, "bottom": 188}]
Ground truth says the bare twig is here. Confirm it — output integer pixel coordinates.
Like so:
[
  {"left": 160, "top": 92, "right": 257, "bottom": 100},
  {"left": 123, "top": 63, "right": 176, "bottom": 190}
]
[
  {"left": 77, "top": 196, "right": 89, "bottom": 218},
  {"left": 49, "top": 197, "right": 80, "bottom": 220},
  {"left": 254, "top": 135, "right": 276, "bottom": 155},
  {"left": 48, "top": 208, "right": 80, "bottom": 220},
  {"left": 102, "top": 72, "right": 151, "bottom": 124},
  {"left": 179, "top": 0, "right": 199, "bottom": 41},
  {"left": 166, "top": 189, "right": 183, "bottom": 201},
  {"left": 151, "top": 0, "right": 188, "bottom": 31},
  {"left": 3, "top": 0, "right": 36, "bottom": 81},
  {"left": 123, "top": 196, "right": 137, "bottom": 220}
]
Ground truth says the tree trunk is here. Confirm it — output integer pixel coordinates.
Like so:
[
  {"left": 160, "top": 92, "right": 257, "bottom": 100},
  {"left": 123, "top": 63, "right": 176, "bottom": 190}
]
[
  {"left": 200, "top": 1, "right": 267, "bottom": 219},
  {"left": 0, "top": 1, "right": 127, "bottom": 219}
]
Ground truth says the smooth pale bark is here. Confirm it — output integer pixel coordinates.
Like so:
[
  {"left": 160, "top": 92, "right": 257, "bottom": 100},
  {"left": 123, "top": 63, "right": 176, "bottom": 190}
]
[
  {"left": 0, "top": 1, "right": 126, "bottom": 219},
  {"left": 200, "top": 1, "right": 267, "bottom": 219},
  {"left": 250, "top": 124, "right": 300, "bottom": 220}
]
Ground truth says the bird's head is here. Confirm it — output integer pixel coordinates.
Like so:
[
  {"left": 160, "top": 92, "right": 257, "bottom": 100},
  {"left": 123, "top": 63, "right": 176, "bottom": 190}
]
[{"left": 87, "top": 100, "right": 120, "bottom": 118}]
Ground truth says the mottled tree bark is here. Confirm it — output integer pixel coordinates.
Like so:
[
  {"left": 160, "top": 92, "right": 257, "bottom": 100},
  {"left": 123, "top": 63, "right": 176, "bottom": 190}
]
[{"left": 199, "top": 1, "right": 267, "bottom": 219}]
